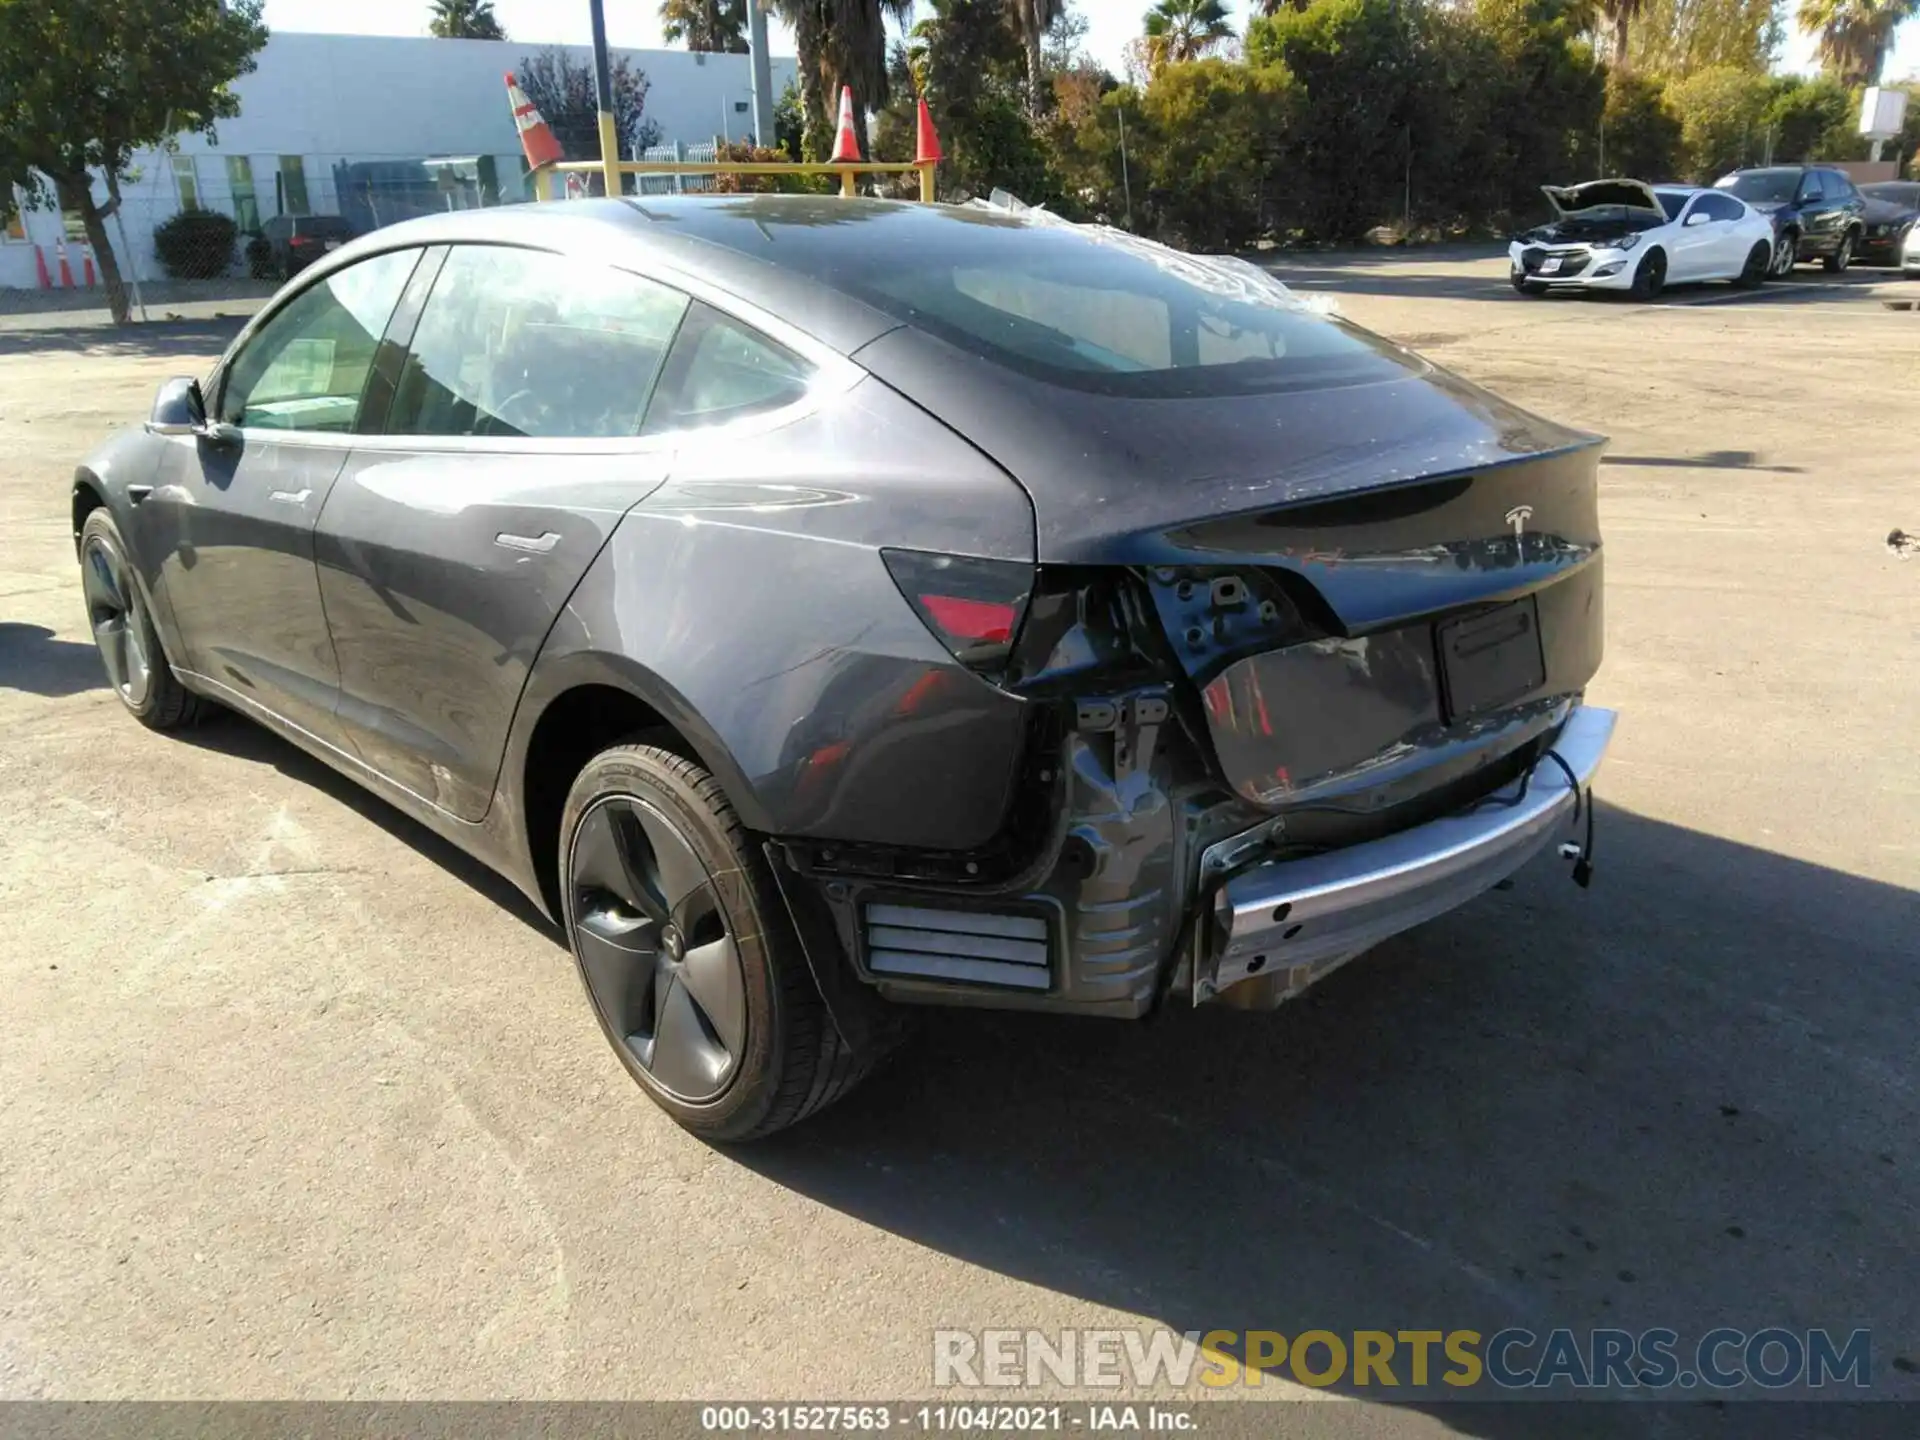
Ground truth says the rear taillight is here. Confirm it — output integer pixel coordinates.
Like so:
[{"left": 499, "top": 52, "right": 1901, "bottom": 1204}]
[{"left": 882, "top": 548, "right": 1033, "bottom": 674}]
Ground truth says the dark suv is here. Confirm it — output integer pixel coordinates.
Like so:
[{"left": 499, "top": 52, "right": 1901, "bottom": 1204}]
[
  {"left": 260, "top": 214, "right": 359, "bottom": 279},
  {"left": 1714, "top": 166, "right": 1866, "bottom": 276}
]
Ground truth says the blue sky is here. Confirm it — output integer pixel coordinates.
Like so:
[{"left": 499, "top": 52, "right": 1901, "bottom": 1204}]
[{"left": 260, "top": 0, "right": 1919, "bottom": 86}]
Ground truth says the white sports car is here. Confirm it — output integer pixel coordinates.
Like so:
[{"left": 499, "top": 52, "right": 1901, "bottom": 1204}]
[{"left": 1508, "top": 179, "right": 1778, "bottom": 300}]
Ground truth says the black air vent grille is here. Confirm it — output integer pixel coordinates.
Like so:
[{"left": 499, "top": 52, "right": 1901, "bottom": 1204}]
[{"left": 862, "top": 902, "right": 1051, "bottom": 991}]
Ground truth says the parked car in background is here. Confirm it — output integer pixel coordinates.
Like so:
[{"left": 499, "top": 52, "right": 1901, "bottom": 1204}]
[
  {"left": 1905, "top": 215, "right": 1920, "bottom": 277},
  {"left": 260, "top": 214, "right": 359, "bottom": 279},
  {"left": 71, "top": 197, "right": 1616, "bottom": 1140},
  {"left": 1713, "top": 166, "right": 1866, "bottom": 275},
  {"left": 1509, "top": 179, "right": 1775, "bottom": 299},
  {"left": 1858, "top": 182, "right": 1920, "bottom": 268}
]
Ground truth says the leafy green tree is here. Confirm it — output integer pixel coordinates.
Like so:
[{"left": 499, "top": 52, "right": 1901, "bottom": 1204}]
[
  {"left": 1762, "top": 76, "right": 1857, "bottom": 161},
  {"left": 1796, "top": 0, "right": 1917, "bottom": 86},
  {"left": 516, "top": 47, "right": 662, "bottom": 175},
  {"left": 1665, "top": 62, "right": 1772, "bottom": 178},
  {"left": 429, "top": 0, "right": 506, "bottom": 40},
  {"left": 1133, "top": 59, "right": 1295, "bottom": 247},
  {"left": 0, "top": 0, "right": 267, "bottom": 324},
  {"left": 1143, "top": 0, "right": 1236, "bottom": 73},
  {"left": 1628, "top": 0, "right": 1777, "bottom": 78},
  {"left": 659, "top": 0, "right": 749, "bottom": 53},
  {"left": 1600, "top": 70, "right": 1682, "bottom": 178},
  {"left": 773, "top": 0, "right": 913, "bottom": 160}
]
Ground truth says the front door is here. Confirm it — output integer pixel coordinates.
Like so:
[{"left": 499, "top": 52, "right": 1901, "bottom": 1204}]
[
  {"left": 145, "top": 247, "right": 422, "bottom": 742},
  {"left": 316, "top": 244, "right": 689, "bottom": 819}
]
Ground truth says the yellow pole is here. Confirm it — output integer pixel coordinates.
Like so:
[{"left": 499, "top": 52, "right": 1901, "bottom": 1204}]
[
  {"left": 840, "top": 168, "right": 856, "bottom": 199},
  {"left": 598, "top": 111, "right": 622, "bottom": 198},
  {"left": 918, "top": 162, "right": 935, "bottom": 204},
  {"left": 532, "top": 165, "right": 553, "bottom": 202}
]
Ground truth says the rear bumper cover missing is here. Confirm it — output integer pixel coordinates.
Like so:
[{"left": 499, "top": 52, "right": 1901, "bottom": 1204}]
[{"left": 1198, "top": 704, "right": 1617, "bottom": 1003}]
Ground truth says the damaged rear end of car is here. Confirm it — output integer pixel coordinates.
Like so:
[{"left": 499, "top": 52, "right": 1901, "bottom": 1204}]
[{"left": 772, "top": 213, "right": 1616, "bottom": 1018}]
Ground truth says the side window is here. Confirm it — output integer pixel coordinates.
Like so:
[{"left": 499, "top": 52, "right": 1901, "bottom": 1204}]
[
  {"left": 386, "top": 246, "right": 688, "bottom": 440},
  {"left": 1826, "top": 173, "right": 1858, "bottom": 201},
  {"left": 1699, "top": 193, "right": 1742, "bottom": 222},
  {"left": 1798, "top": 172, "right": 1827, "bottom": 202},
  {"left": 218, "top": 248, "right": 419, "bottom": 432},
  {"left": 643, "top": 304, "right": 815, "bottom": 434}
]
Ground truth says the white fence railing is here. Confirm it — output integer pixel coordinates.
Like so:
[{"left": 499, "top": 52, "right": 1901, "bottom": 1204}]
[{"left": 636, "top": 142, "right": 721, "bottom": 196}]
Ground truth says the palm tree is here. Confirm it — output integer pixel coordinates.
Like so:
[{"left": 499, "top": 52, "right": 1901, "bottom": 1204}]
[
  {"left": 1005, "top": 0, "right": 1061, "bottom": 116},
  {"left": 1142, "top": 0, "right": 1233, "bottom": 73},
  {"left": 1598, "top": 0, "right": 1644, "bottom": 70},
  {"left": 428, "top": 0, "right": 506, "bottom": 40},
  {"left": 771, "top": 0, "right": 911, "bottom": 158},
  {"left": 660, "top": 0, "right": 750, "bottom": 53},
  {"left": 1797, "top": 0, "right": 1919, "bottom": 86}
]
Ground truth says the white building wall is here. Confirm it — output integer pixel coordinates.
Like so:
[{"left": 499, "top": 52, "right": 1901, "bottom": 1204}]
[{"left": 1, "top": 32, "right": 797, "bottom": 293}]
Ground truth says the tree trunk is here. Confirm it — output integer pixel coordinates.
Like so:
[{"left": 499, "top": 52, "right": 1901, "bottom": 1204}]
[
  {"left": 54, "top": 172, "right": 130, "bottom": 325},
  {"left": 1024, "top": 9, "right": 1046, "bottom": 118},
  {"left": 1610, "top": 13, "right": 1631, "bottom": 72}
]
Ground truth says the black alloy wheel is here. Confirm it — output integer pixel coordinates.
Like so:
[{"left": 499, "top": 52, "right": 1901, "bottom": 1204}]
[
  {"left": 1735, "top": 241, "right": 1772, "bottom": 289},
  {"left": 569, "top": 792, "right": 747, "bottom": 1104},
  {"left": 78, "top": 508, "right": 203, "bottom": 728},
  {"left": 1629, "top": 249, "right": 1666, "bottom": 302},
  {"left": 559, "top": 743, "right": 882, "bottom": 1139}
]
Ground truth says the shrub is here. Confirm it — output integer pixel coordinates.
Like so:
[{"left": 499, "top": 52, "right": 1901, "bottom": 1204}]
[
  {"left": 1762, "top": 77, "right": 1856, "bottom": 164},
  {"left": 1602, "top": 71, "right": 1683, "bottom": 181},
  {"left": 708, "top": 141, "right": 830, "bottom": 194},
  {"left": 1666, "top": 64, "right": 1773, "bottom": 182},
  {"left": 152, "top": 207, "right": 237, "bottom": 280},
  {"left": 1133, "top": 60, "right": 1295, "bottom": 249}
]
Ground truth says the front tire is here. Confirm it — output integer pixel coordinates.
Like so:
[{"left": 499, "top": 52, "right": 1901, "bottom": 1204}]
[
  {"left": 79, "top": 508, "right": 204, "bottom": 730},
  {"left": 559, "top": 742, "right": 876, "bottom": 1141},
  {"left": 1629, "top": 249, "right": 1666, "bottom": 301},
  {"left": 1510, "top": 272, "right": 1544, "bottom": 296},
  {"left": 1823, "top": 231, "right": 1855, "bottom": 274},
  {"left": 1734, "top": 241, "right": 1771, "bottom": 289},
  {"left": 1772, "top": 231, "right": 1798, "bottom": 277}
]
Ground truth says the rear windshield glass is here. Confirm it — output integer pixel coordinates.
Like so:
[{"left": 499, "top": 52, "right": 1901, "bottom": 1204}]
[
  {"left": 1717, "top": 171, "right": 1798, "bottom": 203},
  {"left": 832, "top": 224, "right": 1407, "bottom": 398}
]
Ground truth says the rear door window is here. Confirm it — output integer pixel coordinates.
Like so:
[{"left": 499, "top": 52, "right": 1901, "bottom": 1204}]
[
  {"left": 386, "top": 245, "right": 689, "bottom": 439},
  {"left": 643, "top": 303, "right": 815, "bottom": 433}
]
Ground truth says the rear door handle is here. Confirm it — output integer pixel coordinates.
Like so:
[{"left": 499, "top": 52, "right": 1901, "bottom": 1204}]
[{"left": 495, "top": 531, "right": 560, "bottom": 554}]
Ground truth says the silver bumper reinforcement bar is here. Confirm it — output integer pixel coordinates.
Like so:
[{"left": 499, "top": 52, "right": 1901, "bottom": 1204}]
[{"left": 1197, "top": 704, "right": 1618, "bottom": 1004}]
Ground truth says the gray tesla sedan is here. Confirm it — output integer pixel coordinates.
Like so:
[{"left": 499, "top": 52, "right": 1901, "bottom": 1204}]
[{"left": 72, "top": 196, "right": 1615, "bottom": 1139}]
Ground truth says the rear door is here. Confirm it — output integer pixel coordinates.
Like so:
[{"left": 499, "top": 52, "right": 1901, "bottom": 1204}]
[{"left": 315, "top": 243, "right": 690, "bottom": 819}]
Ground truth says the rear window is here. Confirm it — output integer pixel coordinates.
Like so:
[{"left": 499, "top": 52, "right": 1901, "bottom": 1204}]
[{"left": 834, "top": 225, "right": 1407, "bottom": 398}]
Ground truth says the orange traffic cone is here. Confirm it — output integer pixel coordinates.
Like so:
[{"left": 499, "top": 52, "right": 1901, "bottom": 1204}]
[
  {"left": 505, "top": 71, "right": 565, "bottom": 169},
  {"left": 33, "top": 244, "right": 52, "bottom": 290},
  {"left": 830, "top": 85, "right": 861, "bottom": 163},
  {"left": 56, "top": 239, "right": 74, "bottom": 288},
  {"left": 82, "top": 246, "right": 96, "bottom": 286},
  {"left": 914, "top": 97, "right": 943, "bottom": 164}
]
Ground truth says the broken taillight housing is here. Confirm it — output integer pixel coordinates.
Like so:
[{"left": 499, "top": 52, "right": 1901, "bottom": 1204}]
[{"left": 881, "top": 548, "right": 1034, "bottom": 674}]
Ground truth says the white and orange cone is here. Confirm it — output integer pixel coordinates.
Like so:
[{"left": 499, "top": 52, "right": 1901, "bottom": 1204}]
[
  {"left": 505, "top": 71, "right": 565, "bottom": 170},
  {"left": 830, "top": 85, "right": 861, "bottom": 163}
]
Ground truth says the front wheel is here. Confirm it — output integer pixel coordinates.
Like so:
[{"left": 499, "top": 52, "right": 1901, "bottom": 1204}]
[
  {"left": 1772, "top": 232, "right": 1798, "bottom": 277},
  {"left": 1510, "top": 272, "right": 1544, "bottom": 296},
  {"left": 1629, "top": 249, "right": 1666, "bottom": 301},
  {"left": 79, "top": 508, "right": 205, "bottom": 730},
  {"left": 1823, "top": 231, "right": 1855, "bottom": 274},
  {"left": 1734, "top": 241, "right": 1771, "bottom": 289},
  {"left": 559, "top": 742, "right": 877, "bottom": 1141}
]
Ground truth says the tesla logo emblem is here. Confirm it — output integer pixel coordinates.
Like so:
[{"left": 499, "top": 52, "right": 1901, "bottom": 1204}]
[{"left": 1505, "top": 505, "right": 1533, "bottom": 556}]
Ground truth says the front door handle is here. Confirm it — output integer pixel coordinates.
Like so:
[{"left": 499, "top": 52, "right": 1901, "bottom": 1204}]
[
  {"left": 127, "top": 485, "right": 152, "bottom": 507},
  {"left": 268, "top": 488, "right": 313, "bottom": 505},
  {"left": 495, "top": 531, "right": 560, "bottom": 554}
]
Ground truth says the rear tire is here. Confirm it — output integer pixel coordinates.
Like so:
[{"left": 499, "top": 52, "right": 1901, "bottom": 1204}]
[
  {"left": 1822, "top": 231, "right": 1855, "bottom": 274},
  {"left": 1734, "top": 241, "right": 1771, "bottom": 289},
  {"left": 1628, "top": 249, "right": 1666, "bottom": 301},
  {"left": 79, "top": 508, "right": 205, "bottom": 731},
  {"left": 559, "top": 742, "right": 877, "bottom": 1141}
]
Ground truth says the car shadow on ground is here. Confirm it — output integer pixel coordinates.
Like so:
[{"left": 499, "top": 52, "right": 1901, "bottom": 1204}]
[
  {"left": 0, "top": 623, "right": 106, "bottom": 697},
  {"left": 175, "top": 710, "right": 562, "bottom": 942},
  {"left": 732, "top": 803, "right": 1918, "bottom": 1435},
  {"left": 1602, "top": 451, "right": 1805, "bottom": 474},
  {"left": 0, "top": 317, "right": 248, "bottom": 360}
]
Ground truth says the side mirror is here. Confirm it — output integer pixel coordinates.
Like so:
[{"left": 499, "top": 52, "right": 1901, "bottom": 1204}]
[
  {"left": 1684, "top": 211, "right": 1711, "bottom": 227},
  {"left": 147, "top": 377, "right": 206, "bottom": 436}
]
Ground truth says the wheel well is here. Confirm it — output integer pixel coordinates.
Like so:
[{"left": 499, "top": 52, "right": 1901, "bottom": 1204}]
[
  {"left": 72, "top": 477, "right": 107, "bottom": 553},
  {"left": 521, "top": 684, "right": 683, "bottom": 920}
]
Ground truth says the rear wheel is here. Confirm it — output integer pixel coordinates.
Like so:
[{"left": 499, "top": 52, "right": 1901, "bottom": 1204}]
[
  {"left": 1628, "top": 249, "right": 1666, "bottom": 301},
  {"left": 79, "top": 508, "right": 204, "bottom": 730},
  {"left": 1823, "top": 231, "right": 1855, "bottom": 274},
  {"left": 559, "top": 742, "right": 876, "bottom": 1141},
  {"left": 1734, "top": 241, "right": 1771, "bottom": 289}
]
